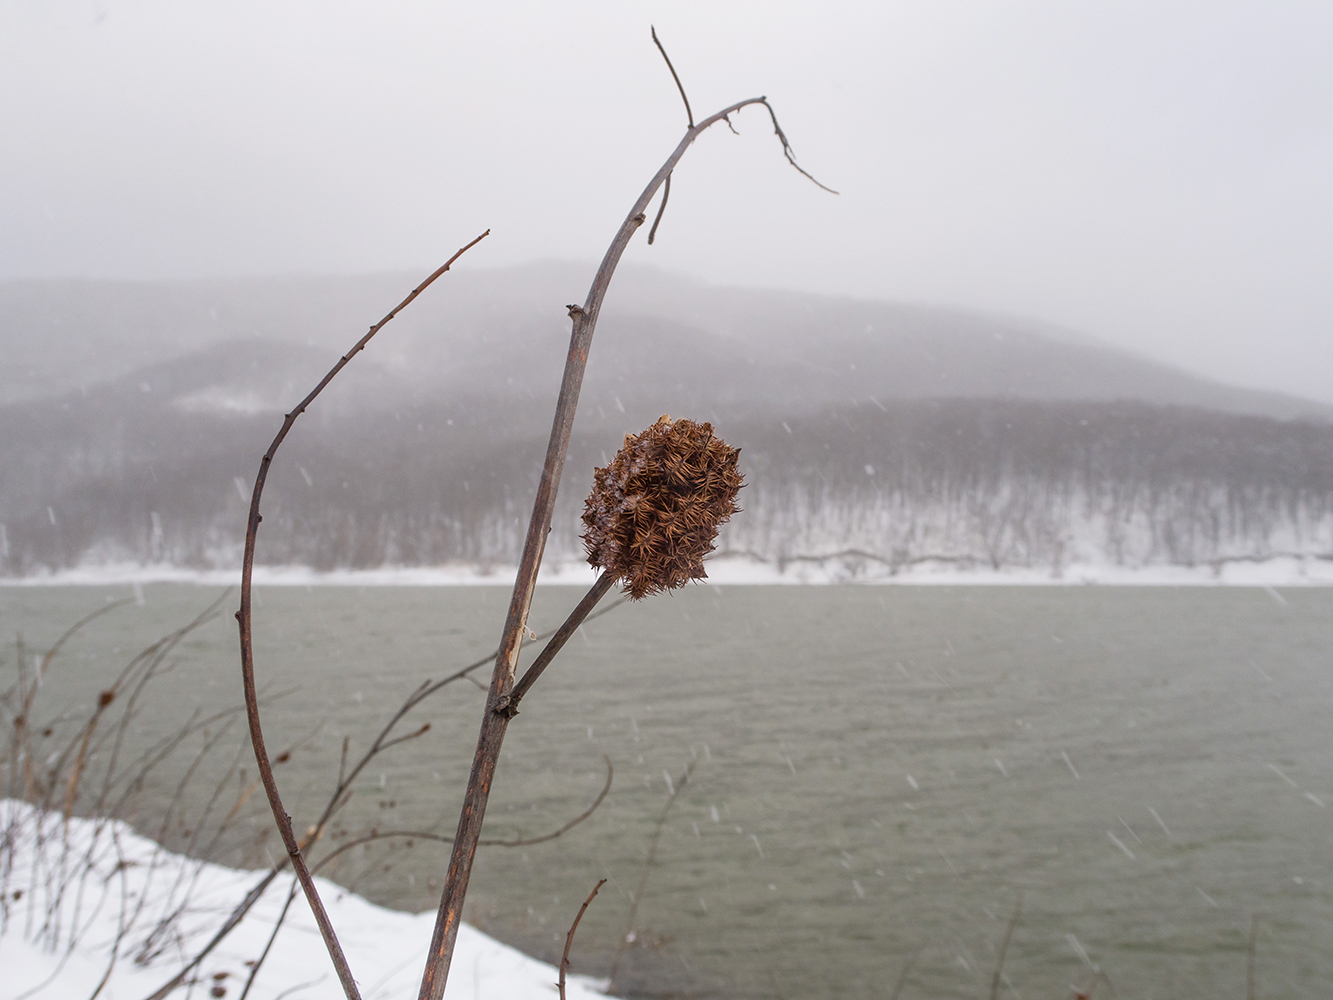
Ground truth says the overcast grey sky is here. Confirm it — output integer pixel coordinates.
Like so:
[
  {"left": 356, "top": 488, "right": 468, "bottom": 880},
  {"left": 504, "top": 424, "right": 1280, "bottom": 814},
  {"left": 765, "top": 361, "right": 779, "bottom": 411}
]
[{"left": 3, "top": 2, "right": 1331, "bottom": 403}]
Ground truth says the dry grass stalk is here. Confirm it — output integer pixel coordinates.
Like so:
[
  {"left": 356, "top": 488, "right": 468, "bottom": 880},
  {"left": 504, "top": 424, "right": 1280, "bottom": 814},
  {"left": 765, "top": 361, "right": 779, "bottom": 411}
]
[{"left": 0, "top": 593, "right": 289, "bottom": 985}]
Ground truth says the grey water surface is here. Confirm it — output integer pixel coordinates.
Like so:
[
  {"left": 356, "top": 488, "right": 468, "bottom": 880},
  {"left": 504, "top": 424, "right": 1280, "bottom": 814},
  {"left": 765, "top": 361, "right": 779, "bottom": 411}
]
[{"left": 2, "top": 584, "right": 1331, "bottom": 999}]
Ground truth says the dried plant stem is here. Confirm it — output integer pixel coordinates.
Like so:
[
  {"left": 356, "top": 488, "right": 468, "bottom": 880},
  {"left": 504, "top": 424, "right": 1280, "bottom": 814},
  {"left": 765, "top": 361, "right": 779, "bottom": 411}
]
[
  {"left": 646, "top": 26, "right": 685, "bottom": 246},
  {"left": 646, "top": 172, "right": 671, "bottom": 246},
  {"left": 887, "top": 946, "right": 922, "bottom": 1000},
  {"left": 651, "top": 27, "right": 693, "bottom": 128},
  {"left": 607, "top": 760, "right": 693, "bottom": 991},
  {"left": 501, "top": 571, "right": 614, "bottom": 717},
  {"left": 418, "top": 90, "right": 827, "bottom": 1000},
  {"left": 3, "top": 598, "right": 132, "bottom": 802},
  {"left": 1247, "top": 913, "right": 1259, "bottom": 1000},
  {"left": 239, "top": 876, "right": 301, "bottom": 1000},
  {"left": 559, "top": 879, "right": 606, "bottom": 1000},
  {"left": 989, "top": 890, "right": 1021, "bottom": 1000},
  {"left": 236, "top": 232, "right": 487, "bottom": 1000},
  {"left": 240, "top": 760, "right": 613, "bottom": 996},
  {"left": 144, "top": 599, "right": 626, "bottom": 1000},
  {"left": 309, "top": 756, "right": 613, "bottom": 870},
  {"left": 1075, "top": 969, "right": 1108, "bottom": 999}
]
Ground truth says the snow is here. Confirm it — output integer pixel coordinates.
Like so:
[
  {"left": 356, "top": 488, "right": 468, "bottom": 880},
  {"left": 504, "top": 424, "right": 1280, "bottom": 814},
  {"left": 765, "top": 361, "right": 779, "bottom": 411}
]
[
  {"left": 0, "top": 801, "right": 614, "bottom": 1000},
  {"left": 4, "top": 551, "right": 1333, "bottom": 588}
]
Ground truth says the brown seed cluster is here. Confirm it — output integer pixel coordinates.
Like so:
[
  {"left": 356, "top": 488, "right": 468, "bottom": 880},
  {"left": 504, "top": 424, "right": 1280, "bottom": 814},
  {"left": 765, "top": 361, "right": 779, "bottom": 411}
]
[{"left": 582, "top": 416, "right": 743, "bottom": 599}]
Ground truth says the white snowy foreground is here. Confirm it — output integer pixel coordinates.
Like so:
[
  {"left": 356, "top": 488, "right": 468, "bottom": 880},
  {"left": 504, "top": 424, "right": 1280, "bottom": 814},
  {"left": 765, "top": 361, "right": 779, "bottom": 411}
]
[{"left": 0, "top": 801, "right": 614, "bottom": 1000}]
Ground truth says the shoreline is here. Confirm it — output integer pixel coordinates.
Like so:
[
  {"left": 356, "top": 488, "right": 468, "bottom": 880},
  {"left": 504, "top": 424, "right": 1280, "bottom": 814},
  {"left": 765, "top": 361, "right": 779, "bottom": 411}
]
[{"left": 4, "top": 552, "right": 1333, "bottom": 587}]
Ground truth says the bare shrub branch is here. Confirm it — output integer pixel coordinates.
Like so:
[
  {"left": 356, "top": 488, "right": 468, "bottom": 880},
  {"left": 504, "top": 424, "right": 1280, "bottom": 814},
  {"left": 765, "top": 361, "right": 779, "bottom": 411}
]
[
  {"left": 417, "top": 45, "right": 830, "bottom": 997},
  {"left": 500, "top": 572, "right": 615, "bottom": 718},
  {"left": 1248, "top": 913, "right": 1260, "bottom": 1000},
  {"left": 990, "top": 890, "right": 1021, "bottom": 1000},
  {"left": 236, "top": 232, "right": 488, "bottom": 1000},
  {"left": 146, "top": 598, "right": 626, "bottom": 1000},
  {"left": 310, "top": 755, "right": 613, "bottom": 872},
  {"left": 607, "top": 760, "right": 694, "bottom": 992},
  {"left": 646, "top": 172, "right": 671, "bottom": 246},
  {"left": 559, "top": 879, "right": 606, "bottom": 1000},
  {"left": 651, "top": 26, "right": 693, "bottom": 128}
]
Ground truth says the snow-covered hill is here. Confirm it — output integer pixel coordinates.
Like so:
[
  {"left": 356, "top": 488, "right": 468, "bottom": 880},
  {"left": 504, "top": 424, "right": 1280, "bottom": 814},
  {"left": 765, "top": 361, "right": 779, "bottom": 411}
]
[{"left": 3, "top": 266, "right": 1331, "bottom": 580}]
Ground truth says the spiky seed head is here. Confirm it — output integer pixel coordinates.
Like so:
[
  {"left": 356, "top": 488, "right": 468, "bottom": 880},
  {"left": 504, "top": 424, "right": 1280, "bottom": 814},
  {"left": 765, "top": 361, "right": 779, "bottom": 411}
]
[{"left": 582, "top": 416, "right": 743, "bottom": 599}]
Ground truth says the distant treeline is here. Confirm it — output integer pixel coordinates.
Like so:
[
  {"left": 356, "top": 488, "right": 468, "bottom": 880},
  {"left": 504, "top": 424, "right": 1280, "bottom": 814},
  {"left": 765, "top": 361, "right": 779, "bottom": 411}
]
[
  {"left": 3, "top": 395, "right": 1332, "bottom": 576},
  {"left": 720, "top": 399, "right": 1333, "bottom": 575}
]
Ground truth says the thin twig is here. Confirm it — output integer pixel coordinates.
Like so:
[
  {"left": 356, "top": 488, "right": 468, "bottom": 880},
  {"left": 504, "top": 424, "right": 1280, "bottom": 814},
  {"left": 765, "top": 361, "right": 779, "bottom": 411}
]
[
  {"left": 237, "top": 757, "right": 611, "bottom": 997},
  {"left": 651, "top": 26, "right": 693, "bottom": 127},
  {"left": 0, "top": 597, "right": 132, "bottom": 778},
  {"left": 237, "top": 232, "right": 488, "bottom": 1000},
  {"left": 376, "top": 722, "right": 432, "bottom": 754},
  {"left": 887, "top": 946, "right": 921, "bottom": 1000},
  {"left": 607, "top": 760, "right": 694, "bottom": 991},
  {"left": 336, "top": 737, "right": 350, "bottom": 792},
  {"left": 93, "top": 595, "right": 233, "bottom": 816},
  {"left": 418, "top": 89, "right": 828, "bottom": 1000},
  {"left": 645, "top": 29, "right": 685, "bottom": 246},
  {"left": 989, "top": 890, "right": 1021, "bottom": 1000},
  {"left": 757, "top": 101, "right": 838, "bottom": 194},
  {"left": 482, "top": 756, "right": 614, "bottom": 848},
  {"left": 647, "top": 173, "right": 671, "bottom": 246},
  {"left": 1248, "top": 913, "right": 1259, "bottom": 1000},
  {"left": 238, "top": 876, "right": 301, "bottom": 1000},
  {"left": 29, "top": 600, "right": 229, "bottom": 950},
  {"left": 1074, "top": 969, "right": 1111, "bottom": 999},
  {"left": 28, "top": 596, "right": 224, "bottom": 814},
  {"left": 501, "top": 572, "right": 615, "bottom": 717},
  {"left": 559, "top": 879, "right": 606, "bottom": 1000},
  {"left": 311, "top": 755, "right": 614, "bottom": 870},
  {"left": 143, "top": 599, "right": 628, "bottom": 1000}
]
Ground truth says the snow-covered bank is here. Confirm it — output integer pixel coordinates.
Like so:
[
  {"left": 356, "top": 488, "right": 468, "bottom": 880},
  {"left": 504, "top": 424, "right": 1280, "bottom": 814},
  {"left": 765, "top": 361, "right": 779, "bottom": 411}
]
[
  {"left": 4, "top": 552, "right": 1333, "bottom": 587},
  {"left": 0, "top": 801, "right": 614, "bottom": 1000}
]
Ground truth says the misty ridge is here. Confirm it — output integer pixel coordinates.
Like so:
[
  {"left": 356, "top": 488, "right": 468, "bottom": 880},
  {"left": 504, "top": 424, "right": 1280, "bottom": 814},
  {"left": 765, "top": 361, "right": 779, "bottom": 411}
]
[{"left": 3, "top": 262, "right": 1332, "bottom": 579}]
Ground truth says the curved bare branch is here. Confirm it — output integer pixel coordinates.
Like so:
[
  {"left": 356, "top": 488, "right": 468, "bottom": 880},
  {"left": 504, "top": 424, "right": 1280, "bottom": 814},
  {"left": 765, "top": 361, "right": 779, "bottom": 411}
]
[
  {"left": 651, "top": 26, "right": 693, "bottom": 128},
  {"left": 236, "top": 231, "right": 488, "bottom": 1000},
  {"left": 142, "top": 596, "right": 627, "bottom": 1000},
  {"left": 559, "top": 879, "right": 606, "bottom": 1000},
  {"left": 310, "top": 754, "right": 614, "bottom": 873}
]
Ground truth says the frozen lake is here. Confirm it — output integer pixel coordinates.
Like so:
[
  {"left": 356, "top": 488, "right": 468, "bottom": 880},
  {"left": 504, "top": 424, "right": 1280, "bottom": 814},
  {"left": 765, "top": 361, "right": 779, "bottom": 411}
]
[{"left": 3, "top": 583, "right": 1331, "bottom": 998}]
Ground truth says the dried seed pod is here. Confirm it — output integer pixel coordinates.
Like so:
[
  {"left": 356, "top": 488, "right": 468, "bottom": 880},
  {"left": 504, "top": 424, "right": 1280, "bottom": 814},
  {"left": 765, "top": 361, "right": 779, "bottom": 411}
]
[{"left": 582, "top": 416, "right": 743, "bottom": 599}]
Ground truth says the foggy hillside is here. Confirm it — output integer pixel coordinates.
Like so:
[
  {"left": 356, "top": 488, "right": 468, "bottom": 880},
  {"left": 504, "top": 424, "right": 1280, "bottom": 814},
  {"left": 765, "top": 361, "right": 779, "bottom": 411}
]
[{"left": 2, "top": 265, "right": 1331, "bottom": 577}]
